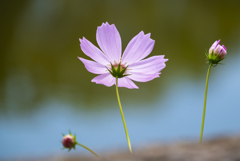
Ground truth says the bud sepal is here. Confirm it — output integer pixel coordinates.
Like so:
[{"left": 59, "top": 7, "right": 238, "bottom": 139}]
[{"left": 206, "top": 51, "right": 224, "bottom": 65}]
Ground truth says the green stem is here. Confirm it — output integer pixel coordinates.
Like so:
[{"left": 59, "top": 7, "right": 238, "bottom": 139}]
[
  {"left": 115, "top": 76, "right": 132, "bottom": 153},
  {"left": 200, "top": 63, "right": 212, "bottom": 143},
  {"left": 77, "top": 143, "right": 99, "bottom": 158}
]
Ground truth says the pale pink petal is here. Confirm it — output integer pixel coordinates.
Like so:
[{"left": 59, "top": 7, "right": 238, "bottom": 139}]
[
  {"left": 96, "top": 22, "right": 121, "bottom": 63},
  {"left": 78, "top": 57, "right": 108, "bottom": 74},
  {"left": 118, "top": 77, "right": 139, "bottom": 89},
  {"left": 121, "top": 31, "right": 155, "bottom": 65},
  {"left": 219, "top": 45, "right": 227, "bottom": 59},
  {"left": 128, "top": 56, "right": 168, "bottom": 74},
  {"left": 80, "top": 37, "right": 110, "bottom": 65},
  {"left": 214, "top": 45, "right": 222, "bottom": 55},
  {"left": 127, "top": 73, "right": 160, "bottom": 82},
  {"left": 222, "top": 45, "right": 227, "bottom": 51},
  {"left": 91, "top": 73, "right": 115, "bottom": 87},
  {"left": 209, "top": 40, "right": 220, "bottom": 54}
]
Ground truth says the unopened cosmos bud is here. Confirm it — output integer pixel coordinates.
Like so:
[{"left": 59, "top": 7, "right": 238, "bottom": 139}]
[
  {"left": 61, "top": 131, "right": 99, "bottom": 157},
  {"left": 62, "top": 134, "right": 75, "bottom": 149},
  {"left": 207, "top": 40, "right": 227, "bottom": 64}
]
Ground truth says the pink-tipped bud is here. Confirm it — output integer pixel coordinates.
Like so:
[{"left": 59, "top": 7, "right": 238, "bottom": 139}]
[
  {"left": 62, "top": 134, "right": 75, "bottom": 149},
  {"left": 61, "top": 132, "right": 99, "bottom": 157},
  {"left": 207, "top": 40, "right": 227, "bottom": 64}
]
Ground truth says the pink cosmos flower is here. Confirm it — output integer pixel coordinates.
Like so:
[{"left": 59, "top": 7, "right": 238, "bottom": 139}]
[{"left": 78, "top": 22, "right": 168, "bottom": 89}]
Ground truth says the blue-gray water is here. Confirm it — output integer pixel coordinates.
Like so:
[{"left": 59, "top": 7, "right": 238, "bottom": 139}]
[{"left": 1, "top": 52, "right": 240, "bottom": 160}]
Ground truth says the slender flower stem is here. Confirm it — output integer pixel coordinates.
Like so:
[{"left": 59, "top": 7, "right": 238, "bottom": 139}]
[
  {"left": 115, "top": 76, "right": 132, "bottom": 153},
  {"left": 200, "top": 63, "right": 212, "bottom": 143},
  {"left": 77, "top": 143, "right": 99, "bottom": 157}
]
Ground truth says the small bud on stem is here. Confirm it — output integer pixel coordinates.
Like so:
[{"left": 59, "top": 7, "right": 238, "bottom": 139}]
[
  {"left": 200, "top": 40, "right": 227, "bottom": 143},
  {"left": 61, "top": 132, "right": 99, "bottom": 157}
]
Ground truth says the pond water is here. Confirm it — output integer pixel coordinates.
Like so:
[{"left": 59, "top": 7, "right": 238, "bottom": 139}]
[{"left": 1, "top": 53, "right": 240, "bottom": 160}]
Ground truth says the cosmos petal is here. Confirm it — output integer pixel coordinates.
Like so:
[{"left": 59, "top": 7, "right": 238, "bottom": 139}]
[
  {"left": 96, "top": 22, "right": 122, "bottom": 63},
  {"left": 122, "top": 31, "right": 155, "bottom": 65},
  {"left": 118, "top": 77, "right": 139, "bottom": 89},
  {"left": 91, "top": 73, "right": 115, "bottom": 87},
  {"left": 222, "top": 45, "right": 227, "bottom": 51},
  {"left": 78, "top": 57, "right": 108, "bottom": 74},
  {"left": 80, "top": 37, "right": 110, "bottom": 65},
  {"left": 127, "top": 73, "right": 160, "bottom": 82},
  {"left": 209, "top": 40, "right": 220, "bottom": 54},
  {"left": 128, "top": 56, "right": 168, "bottom": 74}
]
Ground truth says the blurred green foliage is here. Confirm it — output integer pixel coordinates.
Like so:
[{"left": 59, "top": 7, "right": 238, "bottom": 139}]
[{"left": 1, "top": 0, "right": 240, "bottom": 114}]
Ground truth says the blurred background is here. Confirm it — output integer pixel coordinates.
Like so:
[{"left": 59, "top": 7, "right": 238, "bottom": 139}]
[{"left": 1, "top": 0, "right": 240, "bottom": 160}]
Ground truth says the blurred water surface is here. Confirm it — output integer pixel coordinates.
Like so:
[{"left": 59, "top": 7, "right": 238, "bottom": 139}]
[{"left": 1, "top": 0, "right": 240, "bottom": 160}]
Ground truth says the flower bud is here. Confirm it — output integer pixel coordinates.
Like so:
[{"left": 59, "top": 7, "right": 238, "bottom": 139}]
[
  {"left": 61, "top": 132, "right": 99, "bottom": 157},
  {"left": 62, "top": 134, "right": 76, "bottom": 150},
  {"left": 207, "top": 40, "right": 227, "bottom": 64}
]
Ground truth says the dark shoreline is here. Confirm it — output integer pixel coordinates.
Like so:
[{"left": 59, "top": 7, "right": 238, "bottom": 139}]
[{"left": 7, "top": 135, "right": 240, "bottom": 161}]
